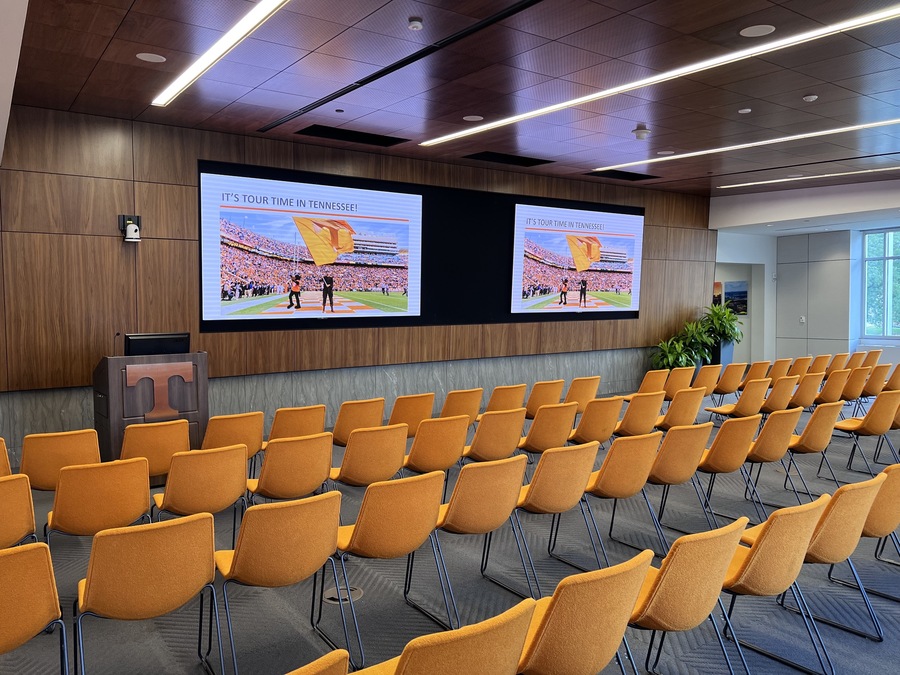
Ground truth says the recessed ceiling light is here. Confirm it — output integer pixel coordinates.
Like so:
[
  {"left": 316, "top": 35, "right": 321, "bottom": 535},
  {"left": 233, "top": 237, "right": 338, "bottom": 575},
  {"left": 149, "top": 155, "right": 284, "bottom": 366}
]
[
  {"left": 152, "top": 0, "right": 291, "bottom": 106},
  {"left": 462, "top": 115, "right": 484, "bottom": 122},
  {"left": 334, "top": 109, "right": 344, "bottom": 113},
  {"left": 740, "top": 25, "right": 776, "bottom": 38},
  {"left": 718, "top": 165, "right": 900, "bottom": 189},
  {"left": 593, "top": 117, "right": 900, "bottom": 173},
  {"left": 421, "top": 5, "right": 900, "bottom": 147},
  {"left": 408, "top": 17, "right": 424, "bottom": 31},
  {"left": 738, "top": 108, "right": 752, "bottom": 114},
  {"left": 787, "top": 173, "right": 804, "bottom": 178},
  {"left": 136, "top": 53, "right": 166, "bottom": 63},
  {"left": 802, "top": 94, "right": 819, "bottom": 103},
  {"left": 657, "top": 150, "right": 675, "bottom": 155}
]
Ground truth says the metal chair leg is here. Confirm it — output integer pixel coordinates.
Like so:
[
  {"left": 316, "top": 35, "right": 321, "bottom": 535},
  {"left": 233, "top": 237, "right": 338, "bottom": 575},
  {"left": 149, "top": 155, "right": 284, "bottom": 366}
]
[
  {"left": 480, "top": 517, "right": 538, "bottom": 599},
  {"left": 403, "top": 532, "right": 460, "bottom": 630}
]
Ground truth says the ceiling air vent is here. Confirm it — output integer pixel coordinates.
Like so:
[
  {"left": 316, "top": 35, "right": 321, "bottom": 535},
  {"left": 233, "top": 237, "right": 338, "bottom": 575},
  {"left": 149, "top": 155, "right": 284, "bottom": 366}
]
[
  {"left": 586, "top": 169, "right": 659, "bottom": 181},
  {"left": 295, "top": 125, "right": 409, "bottom": 147},
  {"left": 463, "top": 151, "right": 554, "bottom": 167}
]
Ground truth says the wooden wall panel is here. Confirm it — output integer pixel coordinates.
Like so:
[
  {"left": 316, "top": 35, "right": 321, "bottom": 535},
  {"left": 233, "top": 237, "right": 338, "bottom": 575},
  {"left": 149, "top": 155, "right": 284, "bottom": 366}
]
[
  {"left": 3, "top": 107, "right": 133, "bottom": 179},
  {"left": 134, "top": 183, "right": 198, "bottom": 240},
  {"left": 0, "top": 106, "right": 717, "bottom": 390},
  {"left": 135, "top": 239, "right": 199, "bottom": 336},
  {"left": 0, "top": 171, "right": 133, "bottom": 235},
  {"left": 3, "top": 232, "right": 136, "bottom": 389},
  {"left": 0, "top": 231, "right": 7, "bottom": 391},
  {"left": 377, "top": 325, "right": 450, "bottom": 365},
  {"left": 133, "top": 123, "right": 244, "bottom": 185}
]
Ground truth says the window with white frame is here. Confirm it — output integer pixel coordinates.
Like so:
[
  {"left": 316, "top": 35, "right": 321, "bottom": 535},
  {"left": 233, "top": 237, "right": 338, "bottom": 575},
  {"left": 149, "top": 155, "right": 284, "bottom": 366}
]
[{"left": 864, "top": 230, "right": 900, "bottom": 337}]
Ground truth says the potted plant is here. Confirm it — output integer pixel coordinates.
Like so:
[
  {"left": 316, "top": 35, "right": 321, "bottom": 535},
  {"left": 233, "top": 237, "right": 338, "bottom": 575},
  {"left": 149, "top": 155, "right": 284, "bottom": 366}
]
[
  {"left": 700, "top": 301, "right": 743, "bottom": 365},
  {"left": 649, "top": 335, "right": 697, "bottom": 369}
]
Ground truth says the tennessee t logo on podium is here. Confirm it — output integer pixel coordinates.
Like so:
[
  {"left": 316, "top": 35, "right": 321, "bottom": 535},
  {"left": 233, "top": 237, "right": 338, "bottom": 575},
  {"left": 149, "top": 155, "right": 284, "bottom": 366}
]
[{"left": 125, "top": 362, "right": 194, "bottom": 420}]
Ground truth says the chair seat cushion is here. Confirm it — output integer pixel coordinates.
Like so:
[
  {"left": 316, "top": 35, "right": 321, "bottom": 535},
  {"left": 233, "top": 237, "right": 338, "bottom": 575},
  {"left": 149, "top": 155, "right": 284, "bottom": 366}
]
[{"left": 214, "top": 550, "right": 235, "bottom": 577}]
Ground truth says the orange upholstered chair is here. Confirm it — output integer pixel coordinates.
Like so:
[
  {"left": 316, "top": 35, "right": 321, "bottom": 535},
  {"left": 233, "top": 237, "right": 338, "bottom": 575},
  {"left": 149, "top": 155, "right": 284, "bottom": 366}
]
[
  {"left": 783, "top": 401, "right": 845, "bottom": 499},
  {"left": 0, "top": 437, "right": 10, "bottom": 477},
  {"left": 789, "top": 371, "right": 825, "bottom": 410},
  {"left": 388, "top": 392, "right": 436, "bottom": 437},
  {"left": 759, "top": 375, "right": 799, "bottom": 417},
  {"left": 202, "top": 411, "right": 265, "bottom": 471},
  {"left": 477, "top": 384, "right": 527, "bottom": 422},
  {"left": 403, "top": 415, "right": 469, "bottom": 499},
  {"left": 0, "top": 474, "right": 37, "bottom": 548},
  {"left": 691, "top": 364, "right": 722, "bottom": 398},
  {"left": 330, "top": 423, "right": 408, "bottom": 488},
  {"left": 826, "top": 353, "right": 849, "bottom": 376},
  {"left": 835, "top": 389, "right": 900, "bottom": 475},
  {"left": 614, "top": 391, "right": 664, "bottom": 437},
  {"left": 20, "top": 428, "right": 100, "bottom": 491},
  {"left": 766, "top": 358, "right": 792, "bottom": 385},
  {"left": 710, "top": 362, "right": 748, "bottom": 406},
  {"left": 813, "top": 368, "right": 851, "bottom": 406},
  {"left": 563, "top": 375, "right": 601, "bottom": 414},
  {"left": 74, "top": 512, "right": 223, "bottom": 674},
  {"left": 525, "top": 380, "right": 565, "bottom": 419},
  {"left": 623, "top": 369, "right": 668, "bottom": 402},
  {"left": 45, "top": 457, "right": 150, "bottom": 547},
  {"left": 332, "top": 398, "right": 385, "bottom": 447},
  {"left": 517, "top": 402, "right": 578, "bottom": 457},
  {"left": 263, "top": 404, "right": 327, "bottom": 450},
  {"left": 120, "top": 418, "right": 190, "bottom": 479},
  {"left": 662, "top": 366, "right": 694, "bottom": 402},
  {"left": 568, "top": 396, "right": 624, "bottom": 447},
  {"left": 654, "top": 387, "right": 704, "bottom": 431},
  {"left": 247, "top": 432, "right": 333, "bottom": 504},
  {"left": 0, "top": 543, "right": 68, "bottom": 673},
  {"left": 463, "top": 407, "right": 526, "bottom": 462},
  {"left": 439, "top": 388, "right": 483, "bottom": 427},
  {"left": 738, "top": 361, "right": 771, "bottom": 391},
  {"left": 787, "top": 356, "right": 812, "bottom": 378},
  {"left": 286, "top": 650, "right": 350, "bottom": 675},
  {"left": 696, "top": 414, "right": 762, "bottom": 523},
  {"left": 808, "top": 353, "right": 831, "bottom": 374}
]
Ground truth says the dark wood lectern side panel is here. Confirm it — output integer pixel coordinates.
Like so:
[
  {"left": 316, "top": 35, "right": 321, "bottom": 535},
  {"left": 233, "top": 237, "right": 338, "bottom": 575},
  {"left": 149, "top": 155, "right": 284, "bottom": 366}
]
[{"left": 93, "top": 352, "right": 209, "bottom": 462}]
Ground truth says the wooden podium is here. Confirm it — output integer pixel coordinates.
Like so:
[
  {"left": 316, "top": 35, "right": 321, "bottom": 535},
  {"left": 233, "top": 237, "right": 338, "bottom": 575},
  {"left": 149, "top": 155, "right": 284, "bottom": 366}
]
[{"left": 93, "top": 353, "right": 209, "bottom": 462}]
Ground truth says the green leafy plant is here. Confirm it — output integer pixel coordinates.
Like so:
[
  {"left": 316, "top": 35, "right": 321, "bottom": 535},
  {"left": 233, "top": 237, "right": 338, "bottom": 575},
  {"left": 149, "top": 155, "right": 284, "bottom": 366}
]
[
  {"left": 649, "top": 335, "right": 697, "bottom": 369},
  {"left": 680, "top": 319, "right": 715, "bottom": 365},
  {"left": 700, "top": 302, "right": 743, "bottom": 346}
]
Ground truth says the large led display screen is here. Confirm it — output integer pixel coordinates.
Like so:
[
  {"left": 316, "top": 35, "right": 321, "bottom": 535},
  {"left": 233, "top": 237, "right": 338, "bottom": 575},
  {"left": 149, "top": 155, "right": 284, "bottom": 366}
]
[
  {"left": 200, "top": 168, "right": 422, "bottom": 326},
  {"left": 511, "top": 203, "right": 644, "bottom": 314}
]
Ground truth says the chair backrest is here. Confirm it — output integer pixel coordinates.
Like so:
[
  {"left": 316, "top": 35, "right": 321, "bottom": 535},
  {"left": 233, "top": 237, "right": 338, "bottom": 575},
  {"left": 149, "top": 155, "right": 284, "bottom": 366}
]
[
  {"left": 845, "top": 351, "right": 867, "bottom": 371},
  {"left": 518, "top": 550, "right": 654, "bottom": 675},
  {"left": 0, "top": 543, "right": 62, "bottom": 655},
  {"left": 826, "top": 353, "right": 849, "bottom": 375},
  {"left": 766, "top": 358, "right": 792, "bottom": 384},
  {"left": 856, "top": 389, "right": 900, "bottom": 436},
  {"left": 343, "top": 471, "right": 444, "bottom": 559},
  {"left": 861, "top": 363, "right": 892, "bottom": 397},
  {"left": 787, "top": 356, "right": 812, "bottom": 378},
  {"left": 285, "top": 650, "right": 350, "bottom": 675},
  {"left": 841, "top": 366, "right": 872, "bottom": 401},
  {"left": 466, "top": 407, "right": 526, "bottom": 461},
  {"left": 725, "top": 496, "right": 829, "bottom": 597},
  {"left": 739, "top": 361, "right": 771, "bottom": 389},
  {"left": 405, "top": 415, "right": 468, "bottom": 473},
  {"left": 440, "top": 455, "right": 528, "bottom": 535},
  {"left": 525, "top": 380, "right": 565, "bottom": 418},
  {"left": 657, "top": 387, "right": 705, "bottom": 430},
  {"left": 629, "top": 517, "right": 748, "bottom": 631},
  {"left": 806, "top": 473, "right": 887, "bottom": 565},
  {"left": 761, "top": 375, "right": 799, "bottom": 414},
  {"left": 663, "top": 367, "right": 695, "bottom": 401},
  {"left": 691, "top": 364, "right": 722, "bottom": 398},
  {"left": 792, "top": 402, "right": 844, "bottom": 453},
  {"left": 268, "top": 405, "right": 327, "bottom": 443},
  {"left": 50, "top": 458, "right": 150, "bottom": 536},
  {"left": 713, "top": 362, "right": 748, "bottom": 395},
  {"left": 519, "top": 442, "right": 600, "bottom": 514},
  {"left": 20, "top": 428, "right": 101, "bottom": 490},
  {"left": 885, "top": 363, "right": 900, "bottom": 392},
  {"left": 520, "top": 402, "right": 578, "bottom": 452},
  {"left": 563, "top": 375, "right": 601, "bottom": 414},
  {"left": 79, "top": 512, "right": 215, "bottom": 620},
  {"left": 587, "top": 431, "right": 663, "bottom": 499},
  {"left": 570, "top": 396, "right": 624, "bottom": 445},
  {"left": 732, "top": 378, "right": 770, "bottom": 417},
  {"left": 0, "top": 437, "right": 10, "bottom": 477},
  {"left": 700, "top": 415, "right": 760, "bottom": 474},
  {"left": 440, "top": 388, "right": 483, "bottom": 426},
  {"left": 201, "top": 411, "right": 264, "bottom": 460},
  {"left": 635, "top": 369, "right": 669, "bottom": 395},
  {"left": 388, "top": 393, "right": 436, "bottom": 437},
  {"left": 863, "top": 464, "right": 900, "bottom": 539},
  {"left": 334, "top": 423, "right": 408, "bottom": 487},
  {"left": 255, "top": 432, "right": 333, "bottom": 499},
  {"left": 392, "top": 599, "right": 535, "bottom": 675},
  {"left": 808, "top": 354, "right": 831, "bottom": 374},
  {"left": 789, "top": 371, "right": 826, "bottom": 409},
  {"left": 225, "top": 491, "right": 341, "bottom": 587},
  {"left": 159, "top": 444, "right": 248, "bottom": 515},
  {"left": 485, "top": 384, "right": 527, "bottom": 413},
  {"left": 815, "top": 368, "right": 850, "bottom": 404},
  {"left": 648, "top": 423, "right": 713, "bottom": 486},
  {"left": 863, "top": 349, "right": 883, "bottom": 368},
  {"left": 120, "top": 419, "right": 190, "bottom": 477},
  {"left": 617, "top": 391, "right": 665, "bottom": 436},
  {"left": 332, "top": 398, "right": 385, "bottom": 446},
  {"left": 746, "top": 407, "right": 804, "bottom": 464},
  {"left": 0, "top": 474, "right": 36, "bottom": 548}
]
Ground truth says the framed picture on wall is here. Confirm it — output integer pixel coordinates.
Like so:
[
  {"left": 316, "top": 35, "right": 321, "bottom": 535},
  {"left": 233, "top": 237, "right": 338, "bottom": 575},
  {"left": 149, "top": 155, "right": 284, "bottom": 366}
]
[{"left": 723, "top": 281, "right": 748, "bottom": 315}]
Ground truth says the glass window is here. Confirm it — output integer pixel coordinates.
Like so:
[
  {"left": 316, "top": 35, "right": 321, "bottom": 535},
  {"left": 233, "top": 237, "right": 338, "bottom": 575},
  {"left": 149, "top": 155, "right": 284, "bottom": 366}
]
[{"left": 863, "top": 230, "right": 900, "bottom": 338}]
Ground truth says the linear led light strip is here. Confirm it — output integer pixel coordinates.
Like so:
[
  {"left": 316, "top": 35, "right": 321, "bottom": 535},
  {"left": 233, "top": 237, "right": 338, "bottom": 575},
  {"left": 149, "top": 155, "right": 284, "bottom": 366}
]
[
  {"left": 719, "top": 165, "right": 900, "bottom": 189},
  {"left": 420, "top": 4, "right": 900, "bottom": 147},
  {"left": 152, "top": 0, "right": 291, "bottom": 107},
  {"left": 591, "top": 117, "right": 900, "bottom": 172}
]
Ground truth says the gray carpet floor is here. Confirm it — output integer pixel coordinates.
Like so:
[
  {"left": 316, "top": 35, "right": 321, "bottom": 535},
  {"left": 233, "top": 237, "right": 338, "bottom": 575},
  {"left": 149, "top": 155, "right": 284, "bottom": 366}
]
[{"left": 4, "top": 403, "right": 900, "bottom": 675}]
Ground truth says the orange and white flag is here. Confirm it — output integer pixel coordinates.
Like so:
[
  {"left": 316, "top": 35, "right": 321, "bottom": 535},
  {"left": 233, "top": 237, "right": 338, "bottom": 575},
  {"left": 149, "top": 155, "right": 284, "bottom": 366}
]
[
  {"left": 293, "top": 218, "right": 355, "bottom": 266},
  {"left": 566, "top": 235, "right": 602, "bottom": 271}
]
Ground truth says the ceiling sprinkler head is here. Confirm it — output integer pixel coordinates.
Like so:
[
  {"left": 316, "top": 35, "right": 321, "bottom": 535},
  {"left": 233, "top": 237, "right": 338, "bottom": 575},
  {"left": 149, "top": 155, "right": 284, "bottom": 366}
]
[
  {"left": 632, "top": 123, "right": 651, "bottom": 140},
  {"left": 408, "top": 17, "right": 423, "bottom": 31}
]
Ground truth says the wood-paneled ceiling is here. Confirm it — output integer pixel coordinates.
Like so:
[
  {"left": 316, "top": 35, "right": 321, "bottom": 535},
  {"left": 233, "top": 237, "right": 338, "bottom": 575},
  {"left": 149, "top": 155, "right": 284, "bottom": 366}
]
[{"left": 14, "top": 0, "right": 900, "bottom": 196}]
